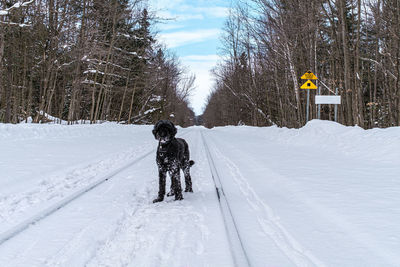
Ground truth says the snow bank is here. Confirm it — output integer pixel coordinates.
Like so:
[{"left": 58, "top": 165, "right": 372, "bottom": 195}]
[
  {"left": 0, "top": 122, "right": 152, "bottom": 141},
  {"left": 211, "top": 119, "right": 400, "bottom": 162}
]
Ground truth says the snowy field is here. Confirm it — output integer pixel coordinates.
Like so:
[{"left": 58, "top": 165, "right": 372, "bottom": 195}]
[{"left": 0, "top": 120, "right": 399, "bottom": 267}]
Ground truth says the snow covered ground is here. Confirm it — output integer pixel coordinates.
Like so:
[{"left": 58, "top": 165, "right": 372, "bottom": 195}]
[{"left": 0, "top": 120, "right": 399, "bottom": 266}]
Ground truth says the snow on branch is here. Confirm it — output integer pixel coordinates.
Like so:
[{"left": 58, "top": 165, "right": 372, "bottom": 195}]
[
  {"left": 58, "top": 60, "right": 76, "bottom": 69},
  {"left": 132, "top": 107, "right": 161, "bottom": 123},
  {"left": 117, "top": 33, "right": 144, "bottom": 40},
  {"left": 84, "top": 58, "right": 131, "bottom": 71},
  {"left": 81, "top": 79, "right": 111, "bottom": 87},
  {"left": 0, "top": 21, "right": 31, "bottom": 27},
  {"left": 360, "top": 57, "right": 398, "bottom": 81},
  {"left": 0, "top": 0, "right": 34, "bottom": 16},
  {"left": 112, "top": 46, "right": 144, "bottom": 59},
  {"left": 83, "top": 69, "right": 125, "bottom": 79},
  {"left": 0, "top": 0, "right": 34, "bottom": 27}
]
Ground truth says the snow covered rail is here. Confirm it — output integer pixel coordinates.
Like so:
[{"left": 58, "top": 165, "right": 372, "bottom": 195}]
[
  {"left": 0, "top": 130, "right": 193, "bottom": 247},
  {"left": 201, "top": 131, "right": 252, "bottom": 267},
  {"left": 0, "top": 149, "right": 154, "bottom": 247}
]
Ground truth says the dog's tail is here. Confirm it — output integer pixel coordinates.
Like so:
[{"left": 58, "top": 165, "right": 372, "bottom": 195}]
[{"left": 189, "top": 160, "right": 195, "bottom": 167}]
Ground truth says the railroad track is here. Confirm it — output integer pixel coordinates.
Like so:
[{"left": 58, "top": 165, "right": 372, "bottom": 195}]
[
  {"left": 201, "top": 130, "right": 252, "bottom": 267},
  {"left": 0, "top": 131, "right": 192, "bottom": 247},
  {"left": 0, "top": 149, "right": 154, "bottom": 247},
  {"left": 1, "top": 129, "right": 252, "bottom": 267}
]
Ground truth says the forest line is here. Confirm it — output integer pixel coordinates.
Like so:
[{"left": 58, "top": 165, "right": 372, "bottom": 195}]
[
  {"left": 2, "top": 0, "right": 400, "bottom": 129},
  {"left": 0, "top": 0, "right": 195, "bottom": 126},
  {"left": 203, "top": 0, "right": 400, "bottom": 129}
]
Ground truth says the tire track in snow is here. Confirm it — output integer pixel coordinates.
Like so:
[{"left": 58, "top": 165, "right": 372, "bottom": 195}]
[{"left": 207, "top": 136, "right": 328, "bottom": 267}]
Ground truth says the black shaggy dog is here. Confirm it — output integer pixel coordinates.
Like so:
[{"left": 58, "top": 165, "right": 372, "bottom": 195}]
[{"left": 152, "top": 120, "right": 194, "bottom": 203}]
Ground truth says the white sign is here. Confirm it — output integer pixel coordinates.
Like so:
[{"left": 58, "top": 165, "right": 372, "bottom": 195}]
[{"left": 315, "top": 95, "right": 341, "bottom": 104}]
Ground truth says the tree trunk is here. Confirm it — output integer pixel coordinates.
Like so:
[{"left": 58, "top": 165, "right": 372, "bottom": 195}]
[
  {"left": 93, "top": 0, "right": 118, "bottom": 122},
  {"left": 0, "top": 17, "right": 5, "bottom": 122},
  {"left": 118, "top": 74, "right": 130, "bottom": 122},
  {"left": 128, "top": 83, "right": 137, "bottom": 124},
  {"left": 354, "top": 0, "right": 364, "bottom": 127},
  {"left": 339, "top": 0, "right": 353, "bottom": 125}
]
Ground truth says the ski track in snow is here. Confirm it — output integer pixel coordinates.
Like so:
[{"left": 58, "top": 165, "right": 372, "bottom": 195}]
[
  {"left": 0, "top": 143, "right": 153, "bottom": 230},
  {"left": 44, "top": 188, "right": 147, "bottom": 267},
  {"left": 206, "top": 135, "right": 327, "bottom": 267},
  {"left": 86, "top": 198, "right": 209, "bottom": 267},
  {"left": 85, "top": 131, "right": 215, "bottom": 267},
  {"left": 204, "top": 127, "right": 400, "bottom": 266}
]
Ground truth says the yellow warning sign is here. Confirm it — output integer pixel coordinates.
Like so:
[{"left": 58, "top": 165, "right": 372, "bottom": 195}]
[
  {"left": 300, "top": 80, "right": 317, "bottom": 89},
  {"left": 301, "top": 71, "right": 318, "bottom": 80}
]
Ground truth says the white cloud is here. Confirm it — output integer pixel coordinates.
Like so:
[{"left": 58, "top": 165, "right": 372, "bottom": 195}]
[
  {"left": 158, "top": 24, "right": 185, "bottom": 31},
  {"left": 159, "top": 28, "right": 220, "bottom": 48},
  {"left": 150, "top": 0, "right": 185, "bottom": 10},
  {"left": 191, "top": 71, "right": 214, "bottom": 115},
  {"left": 181, "top": 55, "right": 220, "bottom": 61},
  {"left": 156, "top": 10, "right": 204, "bottom": 22},
  {"left": 150, "top": 0, "right": 228, "bottom": 21},
  {"left": 148, "top": 0, "right": 230, "bottom": 115},
  {"left": 180, "top": 6, "right": 229, "bottom": 18},
  {"left": 176, "top": 13, "right": 205, "bottom": 21},
  {"left": 203, "top": 6, "right": 229, "bottom": 18},
  {"left": 180, "top": 54, "right": 221, "bottom": 115}
]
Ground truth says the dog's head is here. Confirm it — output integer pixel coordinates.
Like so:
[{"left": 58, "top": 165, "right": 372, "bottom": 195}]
[{"left": 152, "top": 120, "right": 177, "bottom": 144}]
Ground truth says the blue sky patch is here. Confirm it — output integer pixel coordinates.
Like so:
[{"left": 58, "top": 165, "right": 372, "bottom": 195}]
[{"left": 150, "top": 0, "right": 231, "bottom": 115}]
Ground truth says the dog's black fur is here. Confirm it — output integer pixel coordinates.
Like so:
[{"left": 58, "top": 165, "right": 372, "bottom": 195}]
[{"left": 152, "top": 120, "right": 194, "bottom": 203}]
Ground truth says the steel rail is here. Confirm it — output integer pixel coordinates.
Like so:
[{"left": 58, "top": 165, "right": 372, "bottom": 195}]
[
  {"left": 0, "top": 149, "right": 154, "bottom": 247},
  {"left": 0, "top": 130, "right": 192, "bottom": 247},
  {"left": 201, "top": 130, "right": 252, "bottom": 267}
]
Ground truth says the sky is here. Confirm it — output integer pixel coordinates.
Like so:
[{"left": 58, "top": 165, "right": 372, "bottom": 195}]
[{"left": 149, "top": 0, "right": 231, "bottom": 115}]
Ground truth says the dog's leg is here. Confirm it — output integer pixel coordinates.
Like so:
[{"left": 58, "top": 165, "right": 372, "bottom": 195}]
[
  {"left": 170, "top": 166, "right": 183, "bottom": 201},
  {"left": 166, "top": 183, "right": 175, "bottom": 197},
  {"left": 183, "top": 164, "right": 193, "bottom": 192},
  {"left": 153, "top": 168, "right": 166, "bottom": 203},
  {"left": 182, "top": 141, "right": 194, "bottom": 193}
]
